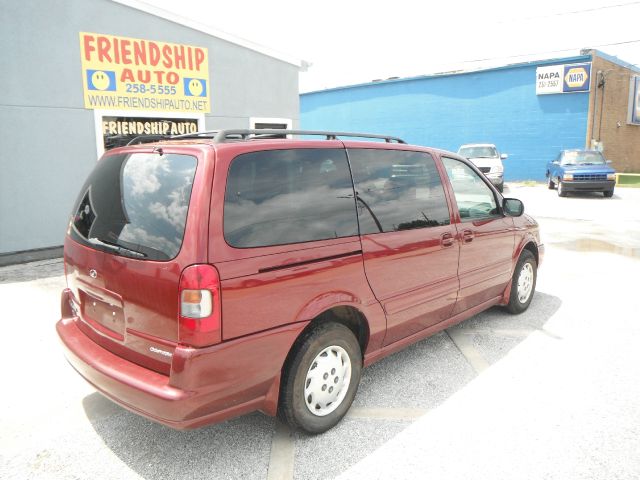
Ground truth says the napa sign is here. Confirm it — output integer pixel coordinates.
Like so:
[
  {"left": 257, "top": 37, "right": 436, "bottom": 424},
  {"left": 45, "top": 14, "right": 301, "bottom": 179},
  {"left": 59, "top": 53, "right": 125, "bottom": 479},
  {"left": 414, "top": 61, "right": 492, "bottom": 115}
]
[{"left": 536, "top": 62, "right": 591, "bottom": 95}]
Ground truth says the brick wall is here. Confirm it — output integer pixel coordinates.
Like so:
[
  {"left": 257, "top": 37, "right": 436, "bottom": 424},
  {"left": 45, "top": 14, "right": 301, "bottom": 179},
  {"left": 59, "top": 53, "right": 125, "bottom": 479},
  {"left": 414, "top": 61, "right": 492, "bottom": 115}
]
[{"left": 587, "top": 54, "right": 640, "bottom": 173}]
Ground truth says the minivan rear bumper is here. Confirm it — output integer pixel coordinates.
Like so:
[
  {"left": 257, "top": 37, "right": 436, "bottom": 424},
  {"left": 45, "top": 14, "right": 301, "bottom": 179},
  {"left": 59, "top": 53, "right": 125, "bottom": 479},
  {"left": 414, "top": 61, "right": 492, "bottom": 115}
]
[{"left": 56, "top": 315, "right": 306, "bottom": 429}]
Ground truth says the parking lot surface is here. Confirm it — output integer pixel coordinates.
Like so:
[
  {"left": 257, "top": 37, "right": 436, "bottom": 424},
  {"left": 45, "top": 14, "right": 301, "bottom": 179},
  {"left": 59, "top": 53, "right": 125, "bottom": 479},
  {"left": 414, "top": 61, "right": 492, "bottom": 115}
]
[{"left": 1, "top": 185, "right": 639, "bottom": 480}]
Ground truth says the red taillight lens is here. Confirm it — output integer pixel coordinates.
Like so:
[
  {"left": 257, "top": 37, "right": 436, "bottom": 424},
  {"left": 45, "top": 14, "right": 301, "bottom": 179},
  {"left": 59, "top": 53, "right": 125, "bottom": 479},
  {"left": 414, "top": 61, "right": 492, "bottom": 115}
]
[{"left": 178, "top": 264, "right": 222, "bottom": 347}]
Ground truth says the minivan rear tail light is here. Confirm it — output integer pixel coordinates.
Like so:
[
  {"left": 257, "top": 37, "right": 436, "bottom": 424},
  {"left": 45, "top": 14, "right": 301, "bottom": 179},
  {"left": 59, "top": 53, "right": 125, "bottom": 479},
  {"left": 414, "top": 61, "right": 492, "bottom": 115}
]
[
  {"left": 181, "top": 290, "right": 212, "bottom": 318},
  {"left": 178, "top": 264, "right": 222, "bottom": 347}
]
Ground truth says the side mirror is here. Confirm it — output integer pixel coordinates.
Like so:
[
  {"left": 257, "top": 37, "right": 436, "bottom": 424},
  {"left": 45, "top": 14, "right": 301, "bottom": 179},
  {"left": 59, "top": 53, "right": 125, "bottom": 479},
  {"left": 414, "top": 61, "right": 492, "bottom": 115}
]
[
  {"left": 500, "top": 153, "right": 508, "bottom": 160},
  {"left": 552, "top": 160, "right": 559, "bottom": 165},
  {"left": 503, "top": 198, "right": 524, "bottom": 217}
]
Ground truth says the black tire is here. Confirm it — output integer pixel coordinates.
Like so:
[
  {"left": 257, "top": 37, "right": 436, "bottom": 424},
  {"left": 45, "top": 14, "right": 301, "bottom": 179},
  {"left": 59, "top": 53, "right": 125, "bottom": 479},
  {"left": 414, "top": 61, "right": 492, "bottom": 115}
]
[
  {"left": 557, "top": 179, "right": 567, "bottom": 197},
  {"left": 603, "top": 189, "right": 614, "bottom": 198},
  {"left": 505, "top": 249, "right": 537, "bottom": 314},
  {"left": 278, "top": 322, "right": 362, "bottom": 434},
  {"left": 547, "top": 175, "right": 555, "bottom": 189}
]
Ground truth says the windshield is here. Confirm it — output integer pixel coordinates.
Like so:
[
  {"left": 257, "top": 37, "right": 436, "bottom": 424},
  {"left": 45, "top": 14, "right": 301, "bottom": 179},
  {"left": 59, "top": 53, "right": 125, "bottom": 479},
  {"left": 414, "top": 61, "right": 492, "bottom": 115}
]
[
  {"left": 457, "top": 146, "right": 498, "bottom": 158},
  {"left": 561, "top": 151, "right": 606, "bottom": 165},
  {"left": 70, "top": 152, "right": 197, "bottom": 261}
]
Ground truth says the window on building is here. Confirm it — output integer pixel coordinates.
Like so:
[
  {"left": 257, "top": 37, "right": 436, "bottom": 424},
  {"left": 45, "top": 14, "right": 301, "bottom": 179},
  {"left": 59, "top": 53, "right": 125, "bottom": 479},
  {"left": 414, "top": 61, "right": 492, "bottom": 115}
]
[
  {"left": 254, "top": 122, "right": 289, "bottom": 130},
  {"left": 250, "top": 117, "right": 292, "bottom": 139}
]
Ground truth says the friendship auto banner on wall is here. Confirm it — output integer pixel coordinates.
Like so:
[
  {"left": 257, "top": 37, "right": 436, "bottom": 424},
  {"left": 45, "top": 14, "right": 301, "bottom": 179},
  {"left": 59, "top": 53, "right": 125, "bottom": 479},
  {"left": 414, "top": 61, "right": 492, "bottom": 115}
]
[
  {"left": 536, "top": 62, "right": 591, "bottom": 95},
  {"left": 101, "top": 116, "right": 200, "bottom": 150},
  {"left": 79, "top": 32, "right": 210, "bottom": 113}
]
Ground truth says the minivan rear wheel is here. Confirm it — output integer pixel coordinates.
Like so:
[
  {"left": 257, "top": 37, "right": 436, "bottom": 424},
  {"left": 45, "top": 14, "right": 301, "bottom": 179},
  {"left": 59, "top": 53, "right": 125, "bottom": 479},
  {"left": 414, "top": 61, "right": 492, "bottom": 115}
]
[
  {"left": 505, "top": 249, "right": 537, "bottom": 314},
  {"left": 278, "top": 323, "right": 362, "bottom": 434}
]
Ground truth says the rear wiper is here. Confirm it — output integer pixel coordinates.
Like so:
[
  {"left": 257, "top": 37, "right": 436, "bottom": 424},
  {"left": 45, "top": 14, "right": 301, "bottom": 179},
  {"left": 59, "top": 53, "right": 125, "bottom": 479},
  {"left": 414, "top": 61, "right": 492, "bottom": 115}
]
[
  {"left": 88, "top": 237, "right": 147, "bottom": 258},
  {"left": 579, "top": 162, "right": 595, "bottom": 165}
]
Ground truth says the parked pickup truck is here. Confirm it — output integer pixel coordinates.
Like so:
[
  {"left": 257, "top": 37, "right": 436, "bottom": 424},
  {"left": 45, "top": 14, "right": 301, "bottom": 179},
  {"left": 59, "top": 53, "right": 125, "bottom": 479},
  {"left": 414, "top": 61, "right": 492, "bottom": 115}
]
[{"left": 546, "top": 149, "right": 616, "bottom": 197}]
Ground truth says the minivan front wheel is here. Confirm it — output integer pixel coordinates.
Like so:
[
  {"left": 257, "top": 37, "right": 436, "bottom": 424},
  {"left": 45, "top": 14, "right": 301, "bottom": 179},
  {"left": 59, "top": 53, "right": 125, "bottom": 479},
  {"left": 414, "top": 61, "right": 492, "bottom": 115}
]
[
  {"left": 279, "top": 323, "right": 362, "bottom": 433},
  {"left": 506, "top": 250, "right": 537, "bottom": 314}
]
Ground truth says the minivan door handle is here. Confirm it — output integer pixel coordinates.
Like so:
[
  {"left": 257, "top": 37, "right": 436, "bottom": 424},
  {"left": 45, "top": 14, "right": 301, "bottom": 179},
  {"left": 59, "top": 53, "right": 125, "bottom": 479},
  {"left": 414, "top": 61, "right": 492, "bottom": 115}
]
[
  {"left": 441, "top": 232, "right": 455, "bottom": 247},
  {"left": 462, "top": 229, "right": 474, "bottom": 243}
]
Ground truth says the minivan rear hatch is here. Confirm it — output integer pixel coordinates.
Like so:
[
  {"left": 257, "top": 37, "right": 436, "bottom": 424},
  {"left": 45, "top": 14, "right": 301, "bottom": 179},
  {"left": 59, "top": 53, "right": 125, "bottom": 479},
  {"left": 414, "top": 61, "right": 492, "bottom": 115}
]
[{"left": 64, "top": 148, "right": 208, "bottom": 374}]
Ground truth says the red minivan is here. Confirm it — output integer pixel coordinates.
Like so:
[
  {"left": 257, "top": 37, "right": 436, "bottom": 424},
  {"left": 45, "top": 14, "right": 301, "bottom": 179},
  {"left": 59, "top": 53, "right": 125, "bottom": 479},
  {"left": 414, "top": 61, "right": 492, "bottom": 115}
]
[{"left": 57, "top": 130, "right": 543, "bottom": 433}]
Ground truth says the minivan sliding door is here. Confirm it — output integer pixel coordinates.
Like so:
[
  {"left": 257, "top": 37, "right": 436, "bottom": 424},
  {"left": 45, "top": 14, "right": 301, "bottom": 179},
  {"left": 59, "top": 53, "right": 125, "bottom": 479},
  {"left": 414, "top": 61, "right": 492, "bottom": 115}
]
[{"left": 348, "top": 148, "right": 460, "bottom": 346}]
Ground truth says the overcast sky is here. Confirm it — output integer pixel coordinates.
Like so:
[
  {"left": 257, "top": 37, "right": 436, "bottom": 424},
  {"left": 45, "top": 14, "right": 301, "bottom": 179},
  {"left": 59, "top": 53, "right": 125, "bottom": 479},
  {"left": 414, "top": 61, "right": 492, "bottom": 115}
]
[{"left": 142, "top": 0, "right": 640, "bottom": 92}]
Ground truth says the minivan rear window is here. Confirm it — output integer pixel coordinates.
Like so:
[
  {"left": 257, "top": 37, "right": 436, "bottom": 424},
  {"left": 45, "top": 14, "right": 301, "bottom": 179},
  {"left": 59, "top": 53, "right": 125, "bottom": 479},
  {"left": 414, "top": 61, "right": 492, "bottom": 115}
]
[
  {"left": 70, "top": 152, "right": 197, "bottom": 261},
  {"left": 224, "top": 148, "right": 358, "bottom": 248}
]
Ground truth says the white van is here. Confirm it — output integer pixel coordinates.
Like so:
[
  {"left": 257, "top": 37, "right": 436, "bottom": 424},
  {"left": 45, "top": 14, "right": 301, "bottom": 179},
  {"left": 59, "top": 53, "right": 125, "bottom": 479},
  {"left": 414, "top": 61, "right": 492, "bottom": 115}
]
[{"left": 457, "top": 143, "right": 508, "bottom": 192}]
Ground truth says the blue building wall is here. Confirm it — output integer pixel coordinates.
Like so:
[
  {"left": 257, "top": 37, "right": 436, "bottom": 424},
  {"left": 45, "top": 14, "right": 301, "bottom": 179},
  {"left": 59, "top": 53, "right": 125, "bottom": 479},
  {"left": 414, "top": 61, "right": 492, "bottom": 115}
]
[{"left": 301, "top": 56, "right": 591, "bottom": 181}]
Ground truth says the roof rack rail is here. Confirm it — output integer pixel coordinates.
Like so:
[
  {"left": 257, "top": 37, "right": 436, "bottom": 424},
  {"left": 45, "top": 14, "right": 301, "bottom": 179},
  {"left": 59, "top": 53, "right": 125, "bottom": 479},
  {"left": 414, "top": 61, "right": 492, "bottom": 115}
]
[
  {"left": 212, "top": 129, "right": 406, "bottom": 144},
  {"left": 126, "top": 129, "right": 406, "bottom": 146}
]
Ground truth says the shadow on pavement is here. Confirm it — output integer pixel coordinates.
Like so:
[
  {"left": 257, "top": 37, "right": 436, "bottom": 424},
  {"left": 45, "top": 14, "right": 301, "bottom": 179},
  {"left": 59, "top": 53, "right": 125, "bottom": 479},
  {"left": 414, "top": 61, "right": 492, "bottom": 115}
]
[
  {"left": 83, "top": 393, "right": 275, "bottom": 479},
  {"left": 82, "top": 291, "right": 561, "bottom": 480},
  {"left": 448, "top": 292, "right": 563, "bottom": 366}
]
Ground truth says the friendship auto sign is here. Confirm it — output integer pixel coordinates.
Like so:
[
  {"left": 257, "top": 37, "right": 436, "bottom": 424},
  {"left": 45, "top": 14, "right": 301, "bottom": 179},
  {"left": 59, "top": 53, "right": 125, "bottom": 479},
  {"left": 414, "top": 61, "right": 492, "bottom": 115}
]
[
  {"left": 79, "top": 32, "right": 210, "bottom": 113},
  {"left": 536, "top": 62, "right": 592, "bottom": 95}
]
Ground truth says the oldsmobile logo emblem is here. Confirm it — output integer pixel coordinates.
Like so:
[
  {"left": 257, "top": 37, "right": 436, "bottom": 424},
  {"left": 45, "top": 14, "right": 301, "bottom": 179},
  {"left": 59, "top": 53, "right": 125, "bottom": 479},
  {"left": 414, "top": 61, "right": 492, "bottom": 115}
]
[{"left": 89, "top": 269, "right": 98, "bottom": 279}]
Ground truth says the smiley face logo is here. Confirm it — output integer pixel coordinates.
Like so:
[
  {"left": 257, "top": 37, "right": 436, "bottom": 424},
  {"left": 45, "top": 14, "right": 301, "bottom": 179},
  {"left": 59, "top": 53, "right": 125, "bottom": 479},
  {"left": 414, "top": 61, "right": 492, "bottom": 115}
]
[
  {"left": 87, "top": 70, "right": 116, "bottom": 91},
  {"left": 188, "top": 78, "right": 203, "bottom": 96},
  {"left": 184, "top": 78, "right": 206, "bottom": 97},
  {"left": 91, "top": 70, "right": 111, "bottom": 91}
]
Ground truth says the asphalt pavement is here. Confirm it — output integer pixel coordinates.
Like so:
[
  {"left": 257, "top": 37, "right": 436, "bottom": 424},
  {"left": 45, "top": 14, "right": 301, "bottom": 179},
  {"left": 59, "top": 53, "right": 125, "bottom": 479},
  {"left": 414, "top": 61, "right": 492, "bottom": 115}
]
[{"left": 1, "top": 184, "right": 639, "bottom": 480}]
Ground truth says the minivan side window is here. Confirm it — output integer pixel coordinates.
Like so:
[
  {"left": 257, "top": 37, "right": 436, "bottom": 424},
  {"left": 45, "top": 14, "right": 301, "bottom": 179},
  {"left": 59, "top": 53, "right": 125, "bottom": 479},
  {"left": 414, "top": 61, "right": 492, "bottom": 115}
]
[
  {"left": 348, "top": 149, "right": 450, "bottom": 234},
  {"left": 442, "top": 157, "right": 499, "bottom": 220},
  {"left": 224, "top": 148, "right": 358, "bottom": 248}
]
